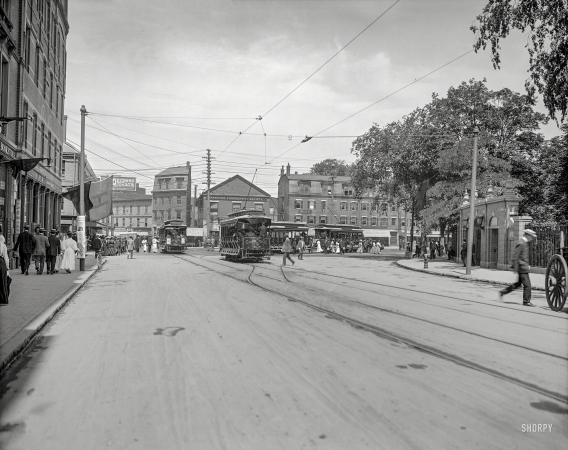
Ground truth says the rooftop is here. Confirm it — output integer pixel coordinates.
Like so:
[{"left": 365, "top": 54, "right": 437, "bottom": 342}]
[{"left": 155, "top": 166, "right": 188, "bottom": 178}]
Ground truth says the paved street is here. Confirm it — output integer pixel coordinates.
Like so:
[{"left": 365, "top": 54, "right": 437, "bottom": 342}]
[{"left": 0, "top": 250, "right": 566, "bottom": 449}]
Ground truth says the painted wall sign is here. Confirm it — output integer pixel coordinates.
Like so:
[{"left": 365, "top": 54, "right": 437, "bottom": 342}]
[
  {"left": 113, "top": 177, "right": 136, "bottom": 191},
  {"left": 210, "top": 195, "right": 266, "bottom": 201}
]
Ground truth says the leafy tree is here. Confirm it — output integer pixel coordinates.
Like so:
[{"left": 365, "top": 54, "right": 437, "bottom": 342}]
[
  {"left": 472, "top": 0, "right": 568, "bottom": 122},
  {"left": 308, "top": 158, "right": 352, "bottom": 176}
]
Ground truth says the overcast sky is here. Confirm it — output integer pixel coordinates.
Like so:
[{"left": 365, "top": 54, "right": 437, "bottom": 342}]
[{"left": 63, "top": 0, "right": 561, "bottom": 196}]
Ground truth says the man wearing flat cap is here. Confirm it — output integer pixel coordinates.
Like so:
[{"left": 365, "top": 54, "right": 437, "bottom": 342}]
[
  {"left": 14, "top": 225, "right": 35, "bottom": 275},
  {"left": 499, "top": 229, "right": 537, "bottom": 306},
  {"left": 46, "top": 229, "right": 61, "bottom": 275}
]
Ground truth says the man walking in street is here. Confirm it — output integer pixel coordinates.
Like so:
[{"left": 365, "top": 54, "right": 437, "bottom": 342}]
[
  {"left": 297, "top": 236, "right": 305, "bottom": 260},
  {"left": 14, "top": 225, "right": 35, "bottom": 275},
  {"left": 46, "top": 229, "right": 61, "bottom": 274},
  {"left": 499, "top": 229, "right": 537, "bottom": 306},
  {"left": 281, "top": 237, "right": 295, "bottom": 266},
  {"left": 33, "top": 228, "right": 50, "bottom": 274},
  {"left": 126, "top": 236, "right": 135, "bottom": 259}
]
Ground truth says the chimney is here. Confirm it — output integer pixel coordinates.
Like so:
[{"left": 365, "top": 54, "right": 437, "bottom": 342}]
[
  {"left": 281, "top": 165, "right": 284, "bottom": 176},
  {"left": 286, "top": 163, "right": 290, "bottom": 176}
]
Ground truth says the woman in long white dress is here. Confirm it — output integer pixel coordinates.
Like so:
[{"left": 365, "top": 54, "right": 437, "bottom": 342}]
[
  {"left": 60, "top": 232, "right": 79, "bottom": 273},
  {"left": 316, "top": 239, "right": 323, "bottom": 253},
  {"left": 151, "top": 237, "right": 158, "bottom": 253},
  {"left": 356, "top": 240, "right": 363, "bottom": 253},
  {"left": 142, "top": 239, "right": 148, "bottom": 253}
]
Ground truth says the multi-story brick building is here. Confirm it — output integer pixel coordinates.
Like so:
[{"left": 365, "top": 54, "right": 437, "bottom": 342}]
[
  {"left": 152, "top": 165, "right": 193, "bottom": 235},
  {"left": 0, "top": 0, "right": 69, "bottom": 248},
  {"left": 277, "top": 164, "right": 408, "bottom": 246},
  {"left": 110, "top": 184, "right": 153, "bottom": 236}
]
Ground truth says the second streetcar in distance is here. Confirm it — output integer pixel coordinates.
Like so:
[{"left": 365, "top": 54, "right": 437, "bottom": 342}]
[
  {"left": 158, "top": 219, "right": 187, "bottom": 253},
  {"left": 219, "top": 210, "right": 271, "bottom": 261},
  {"left": 269, "top": 221, "right": 309, "bottom": 253}
]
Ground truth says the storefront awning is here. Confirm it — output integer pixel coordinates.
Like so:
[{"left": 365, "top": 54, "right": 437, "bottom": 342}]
[{"left": 362, "top": 229, "right": 392, "bottom": 238}]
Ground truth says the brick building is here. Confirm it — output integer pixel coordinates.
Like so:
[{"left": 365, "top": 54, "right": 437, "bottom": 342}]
[
  {"left": 0, "top": 0, "right": 69, "bottom": 248},
  {"left": 110, "top": 184, "right": 153, "bottom": 236},
  {"left": 152, "top": 165, "right": 193, "bottom": 235},
  {"left": 196, "top": 175, "right": 271, "bottom": 239},
  {"left": 277, "top": 164, "right": 407, "bottom": 246}
]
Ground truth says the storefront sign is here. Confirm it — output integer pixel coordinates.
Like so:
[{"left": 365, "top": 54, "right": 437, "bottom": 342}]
[
  {"left": 210, "top": 195, "right": 266, "bottom": 201},
  {"left": 113, "top": 177, "right": 136, "bottom": 191}
]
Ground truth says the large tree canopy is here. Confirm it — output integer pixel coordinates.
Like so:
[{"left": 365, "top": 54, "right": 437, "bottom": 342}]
[
  {"left": 308, "top": 158, "right": 352, "bottom": 176},
  {"left": 472, "top": 0, "right": 568, "bottom": 122}
]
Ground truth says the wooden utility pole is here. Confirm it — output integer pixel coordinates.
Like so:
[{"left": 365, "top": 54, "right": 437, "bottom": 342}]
[{"left": 185, "top": 161, "right": 192, "bottom": 227}]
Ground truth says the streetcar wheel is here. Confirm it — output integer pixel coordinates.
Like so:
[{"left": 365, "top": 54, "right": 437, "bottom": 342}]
[{"left": 545, "top": 254, "right": 567, "bottom": 311}]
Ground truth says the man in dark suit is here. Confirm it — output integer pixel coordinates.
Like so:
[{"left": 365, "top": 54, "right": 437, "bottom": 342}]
[
  {"left": 13, "top": 225, "right": 36, "bottom": 275},
  {"left": 46, "top": 229, "right": 61, "bottom": 275},
  {"left": 499, "top": 229, "right": 537, "bottom": 306}
]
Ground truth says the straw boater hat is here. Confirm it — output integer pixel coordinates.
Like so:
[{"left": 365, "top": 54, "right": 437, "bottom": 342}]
[
  {"left": 50, "top": 229, "right": 57, "bottom": 234},
  {"left": 524, "top": 229, "right": 537, "bottom": 238}
]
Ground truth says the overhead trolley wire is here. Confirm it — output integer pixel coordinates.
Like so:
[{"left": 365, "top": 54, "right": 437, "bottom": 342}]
[{"left": 268, "top": 48, "right": 475, "bottom": 163}]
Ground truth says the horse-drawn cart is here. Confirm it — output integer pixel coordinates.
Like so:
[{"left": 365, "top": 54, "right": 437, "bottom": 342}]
[{"left": 545, "top": 246, "right": 568, "bottom": 311}]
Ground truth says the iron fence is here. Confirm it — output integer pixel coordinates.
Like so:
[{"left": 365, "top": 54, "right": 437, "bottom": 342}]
[{"left": 527, "top": 224, "right": 567, "bottom": 268}]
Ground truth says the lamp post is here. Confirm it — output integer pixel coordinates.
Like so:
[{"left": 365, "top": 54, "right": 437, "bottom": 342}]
[{"left": 466, "top": 126, "right": 479, "bottom": 275}]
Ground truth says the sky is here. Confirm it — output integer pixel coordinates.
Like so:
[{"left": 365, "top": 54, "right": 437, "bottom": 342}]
[{"left": 63, "top": 0, "right": 562, "bottom": 197}]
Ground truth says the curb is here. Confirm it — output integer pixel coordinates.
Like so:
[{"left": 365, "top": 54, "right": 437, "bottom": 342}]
[
  {"left": 395, "top": 261, "right": 546, "bottom": 292},
  {"left": 0, "top": 259, "right": 106, "bottom": 377}
]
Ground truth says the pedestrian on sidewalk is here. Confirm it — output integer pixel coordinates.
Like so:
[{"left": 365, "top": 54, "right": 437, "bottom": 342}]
[
  {"left": 460, "top": 239, "right": 467, "bottom": 266},
  {"left": 33, "top": 228, "right": 50, "bottom": 275},
  {"left": 46, "top": 229, "right": 61, "bottom": 274},
  {"left": 14, "top": 224, "right": 35, "bottom": 275},
  {"left": 297, "top": 236, "right": 305, "bottom": 260},
  {"left": 60, "top": 232, "right": 79, "bottom": 274},
  {"left": 0, "top": 234, "right": 12, "bottom": 305},
  {"left": 499, "top": 229, "right": 537, "bottom": 306},
  {"left": 127, "top": 236, "right": 135, "bottom": 259},
  {"left": 54, "top": 232, "right": 65, "bottom": 273},
  {"left": 91, "top": 234, "right": 102, "bottom": 260},
  {"left": 281, "top": 237, "right": 295, "bottom": 266}
]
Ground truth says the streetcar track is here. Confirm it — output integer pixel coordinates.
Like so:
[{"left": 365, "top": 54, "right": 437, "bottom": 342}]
[{"left": 176, "top": 253, "right": 568, "bottom": 405}]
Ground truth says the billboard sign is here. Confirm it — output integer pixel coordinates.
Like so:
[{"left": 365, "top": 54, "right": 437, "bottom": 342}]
[{"left": 113, "top": 177, "right": 136, "bottom": 191}]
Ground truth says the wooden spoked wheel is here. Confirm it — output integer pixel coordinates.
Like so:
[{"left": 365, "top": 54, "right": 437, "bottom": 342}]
[{"left": 545, "top": 255, "right": 568, "bottom": 311}]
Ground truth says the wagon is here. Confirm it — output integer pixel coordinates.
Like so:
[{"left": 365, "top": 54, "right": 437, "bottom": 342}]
[{"left": 545, "top": 247, "right": 568, "bottom": 311}]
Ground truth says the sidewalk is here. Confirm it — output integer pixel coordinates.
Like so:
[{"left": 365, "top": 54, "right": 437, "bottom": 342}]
[
  {"left": 396, "top": 258, "right": 546, "bottom": 291},
  {"left": 0, "top": 254, "right": 103, "bottom": 374}
]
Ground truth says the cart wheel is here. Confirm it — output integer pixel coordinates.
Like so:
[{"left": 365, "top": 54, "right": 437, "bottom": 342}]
[{"left": 545, "top": 254, "right": 567, "bottom": 311}]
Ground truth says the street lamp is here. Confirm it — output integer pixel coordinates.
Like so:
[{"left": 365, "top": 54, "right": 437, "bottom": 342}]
[{"left": 466, "top": 127, "right": 479, "bottom": 275}]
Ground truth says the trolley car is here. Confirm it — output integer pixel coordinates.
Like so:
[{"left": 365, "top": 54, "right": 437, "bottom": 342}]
[
  {"left": 545, "top": 246, "right": 568, "bottom": 311},
  {"left": 308, "top": 224, "right": 364, "bottom": 252},
  {"left": 269, "top": 221, "right": 309, "bottom": 253},
  {"left": 219, "top": 210, "right": 271, "bottom": 261},
  {"left": 158, "top": 220, "right": 187, "bottom": 253}
]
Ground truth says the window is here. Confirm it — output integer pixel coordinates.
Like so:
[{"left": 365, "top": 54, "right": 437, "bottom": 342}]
[
  {"left": 321, "top": 200, "right": 326, "bottom": 212},
  {"left": 176, "top": 196, "right": 181, "bottom": 205},
  {"left": 371, "top": 203, "right": 378, "bottom": 212},
  {"left": 391, "top": 204, "right": 396, "bottom": 212},
  {"left": 371, "top": 217, "right": 378, "bottom": 226},
  {"left": 379, "top": 217, "right": 388, "bottom": 228},
  {"left": 168, "top": 197, "right": 172, "bottom": 205},
  {"left": 344, "top": 188, "right": 353, "bottom": 196},
  {"left": 391, "top": 217, "right": 397, "bottom": 226},
  {"left": 350, "top": 201, "right": 358, "bottom": 211},
  {"left": 319, "top": 216, "right": 327, "bottom": 224},
  {"left": 340, "top": 201, "right": 347, "bottom": 210},
  {"left": 307, "top": 215, "right": 315, "bottom": 224},
  {"left": 32, "top": 114, "right": 38, "bottom": 155},
  {"left": 137, "top": 218, "right": 140, "bottom": 227},
  {"left": 62, "top": 160, "right": 66, "bottom": 176},
  {"left": 145, "top": 219, "right": 148, "bottom": 227},
  {"left": 294, "top": 214, "right": 303, "bottom": 223},
  {"left": 121, "top": 218, "right": 125, "bottom": 227},
  {"left": 350, "top": 216, "right": 357, "bottom": 226},
  {"left": 176, "top": 178, "right": 183, "bottom": 189},
  {"left": 137, "top": 206, "right": 140, "bottom": 214},
  {"left": 294, "top": 199, "right": 303, "bottom": 210},
  {"left": 47, "top": 131, "right": 51, "bottom": 160},
  {"left": 145, "top": 206, "right": 148, "bottom": 213},
  {"left": 22, "top": 102, "right": 28, "bottom": 147},
  {"left": 35, "top": 47, "right": 40, "bottom": 85},
  {"left": 0, "top": 57, "right": 8, "bottom": 134},
  {"left": 40, "top": 123, "right": 45, "bottom": 157},
  {"left": 254, "top": 202, "right": 263, "bottom": 211},
  {"left": 308, "top": 200, "right": 316, "bottom": 210},
  {"left": 53, "top": 139, "right": 58, "bottom": 173},
  {"left": 401, "top": 218, "right": 406, "bottom": 227},
  {"left": 154, "top": 198, "right": 157, "bottom": 205},
  {"left": 43, "top": 58, "right": 47, "bottom": 98},
  {"left": 232, "top": 202, "right": 241, "bottom": 213},
  {"left": 361, "top": 202, "right": 368, "bottom": 211},
  {"left": 158, "top": 180, "right": 162, "bottom": 190},
  {"left": 361, "top": 216, "right": 368, "bottom": 226},
  {"left": 165, "top": 180, "right": 169, "bottom": 190},
  {"left": 299, "top": 184, "right": 309, "bottom": 194},
  {"left": 340, "top": 216, "right": 347, "bottom": 225},
  {"left": 176, "top": 210, "right": 182, "bottom": 220},
  {"left": 49, "top": 73, "right": 53, "bottom": 108}
]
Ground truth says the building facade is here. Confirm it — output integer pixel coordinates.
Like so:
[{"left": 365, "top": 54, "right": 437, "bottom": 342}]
[
  {"left": 0, "top": 0, "right": 69, "bottom": 250},
  {"left": 196, "top": 175, "right": 272, "bottom": 239},
  {"left": 277, "top": 164, "right": 407, "bottom": 246},
  {"left": 60, "top": 140, "right": 97, "bottom": 232},
  {"left": 109, "top": 184, "right": 153, "bottom": 236},
  {"left": 152, "top": 165, "right": 192, "bottom": 235}
]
